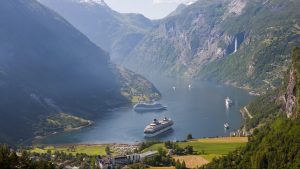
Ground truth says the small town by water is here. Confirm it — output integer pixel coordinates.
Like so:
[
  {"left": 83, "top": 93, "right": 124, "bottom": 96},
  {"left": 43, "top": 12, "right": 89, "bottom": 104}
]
[{"left": 28, "top": 78, "right": 255, "bottom": 168}]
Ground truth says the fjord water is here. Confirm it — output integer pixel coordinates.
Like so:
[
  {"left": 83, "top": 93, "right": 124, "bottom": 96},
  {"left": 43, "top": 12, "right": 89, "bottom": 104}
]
[{"left": 41, "top": 78, "right": 254, "bottom": 144}]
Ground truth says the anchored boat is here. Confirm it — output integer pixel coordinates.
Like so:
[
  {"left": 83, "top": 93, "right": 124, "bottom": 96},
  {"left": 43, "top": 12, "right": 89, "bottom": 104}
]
[
  {"left": 133, "top": 102, "right": 167, "bottom": 112},
  {"left": 225, "top": 97, "right": 233, "bottom": 107},
  {"left": 224, "top": 123, "right": 230, "bottom": 129},
  {"left": 144, "top": 117, "right": 174, "bottom": 137}
]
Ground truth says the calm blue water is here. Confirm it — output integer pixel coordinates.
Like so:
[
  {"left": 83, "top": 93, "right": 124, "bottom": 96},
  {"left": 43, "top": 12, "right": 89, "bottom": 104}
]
[{"left": 39, "top": 78, "right": 254, "bottom": 144}]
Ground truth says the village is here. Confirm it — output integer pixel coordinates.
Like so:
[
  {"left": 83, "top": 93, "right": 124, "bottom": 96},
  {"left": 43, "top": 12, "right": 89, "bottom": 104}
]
[
  {"left": 97, "top": 144, "right": 158, "bottom": 169},
  {"left": 27, "top": 136, "right": 248, "bottom": 169}
]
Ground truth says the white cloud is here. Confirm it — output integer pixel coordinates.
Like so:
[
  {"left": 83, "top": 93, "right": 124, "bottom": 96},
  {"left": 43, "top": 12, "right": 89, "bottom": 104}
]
[{"left": 153, "top": 0, "right": 197, "bottom": 5}]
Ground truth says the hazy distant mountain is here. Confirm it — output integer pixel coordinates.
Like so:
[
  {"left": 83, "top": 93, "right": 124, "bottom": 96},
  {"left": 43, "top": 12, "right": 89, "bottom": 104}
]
[
  {"left": 38, "top": 0, "right": 154, "bottom": 62},
  {"left": 124, "top": 0, "right": 300, "bottom": 92},
  {"left": 0, "top": 0, "right": 159, "bottom": 144}
]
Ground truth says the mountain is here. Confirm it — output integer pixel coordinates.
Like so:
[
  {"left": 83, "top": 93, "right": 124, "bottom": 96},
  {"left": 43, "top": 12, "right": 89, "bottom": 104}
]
[
  {"left": 167, "top": 4, "right": 188, "bottom": 17},
  {"left": 0, "top": 0, "right": 159, "bottom": 144},
  {"left": 124, "top": 0, "right": 300, "bottom": 93},
  {"left": 202, "top": 47, "right": 300, "bottom": 169},
  {"left": 38, "top": 0, "right": 154, "bottom": 63}
]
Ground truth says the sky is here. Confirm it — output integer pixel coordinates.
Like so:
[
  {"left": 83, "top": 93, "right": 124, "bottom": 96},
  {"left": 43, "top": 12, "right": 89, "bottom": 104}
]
[{"left": 104, "top": 0, "right": 196, "bottom": 19}]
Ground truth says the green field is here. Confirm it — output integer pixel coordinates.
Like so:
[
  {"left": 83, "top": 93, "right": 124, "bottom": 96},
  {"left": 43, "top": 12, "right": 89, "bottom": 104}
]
[
  {"left": 30, "top": 144, "right": 108, "bottom": 156},
  {"left": 143, "top": 142, "right": 246, "bottom": 155},
  {"left": 180, "top": 141, "right": 246, "bottom": 155},
  {"left": 142, "top": 137, "right": 247, "bottom": 161}
]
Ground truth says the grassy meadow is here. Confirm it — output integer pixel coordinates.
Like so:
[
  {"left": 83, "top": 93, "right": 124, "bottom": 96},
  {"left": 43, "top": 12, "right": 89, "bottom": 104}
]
[
  {"left": 30, "top": 144, "right": 108, "bottom": 156},
  {"left": 144, "top": 137, "right": 248, "bottom": 168}
]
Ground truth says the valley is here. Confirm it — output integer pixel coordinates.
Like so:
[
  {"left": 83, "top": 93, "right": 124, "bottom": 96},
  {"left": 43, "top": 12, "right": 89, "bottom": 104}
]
[
  {"left": 0, "top": 0, "right": 299, "bottom": 168},
  {"left": 36, "top": 78, "right": 253, "bottom": 145}
]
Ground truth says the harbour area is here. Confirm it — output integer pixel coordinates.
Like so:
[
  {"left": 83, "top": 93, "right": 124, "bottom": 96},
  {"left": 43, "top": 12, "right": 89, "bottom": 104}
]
[{"left": 39, "top": 79, "right": 254, "bottom": 145}]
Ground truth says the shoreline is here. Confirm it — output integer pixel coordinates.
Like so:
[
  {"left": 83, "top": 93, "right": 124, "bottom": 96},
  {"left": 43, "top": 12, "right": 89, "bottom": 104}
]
[
  {"left": 31, "top": 136, "right": 248, "bottom": 147},
  {"left": 33, "top": 120, "right": 95, "bottom": 143},
  {"left": 224, "top": 81, "right": 262, "bottom": 96}
]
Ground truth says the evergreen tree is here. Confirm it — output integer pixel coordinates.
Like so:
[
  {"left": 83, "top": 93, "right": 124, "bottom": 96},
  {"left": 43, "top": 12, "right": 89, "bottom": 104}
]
[
  {"left": 9, "top": 152, "right": 19, "bottom": 168},
  {"left": 175, "top": 160, "right": 181, "bottom": 169},
  {"left": 187, "top": 134, "right": 193, "bottom": 140},
  {"left": 0, "top": 145, "right": 10, "bottom": 169},
  {"left": 182, "top": 160, "right": 186, "bottom": 169}
]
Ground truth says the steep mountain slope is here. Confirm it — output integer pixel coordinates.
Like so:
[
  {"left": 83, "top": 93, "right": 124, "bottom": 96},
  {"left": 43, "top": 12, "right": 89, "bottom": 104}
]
[
  {"left": 202, "top": 47, "right": 300, "bottom": 169},
  {"left": 0, "top": 0, "right": 159, "bottom": 144},
  {"left": 124, "top": 0, "right": 300, "bottom": 93},
  {"left": 167, "top": 4, "right": 188, "bottom": 17},
  {"left": 38, "top": 0, "right": 153, "bottom": 62}
]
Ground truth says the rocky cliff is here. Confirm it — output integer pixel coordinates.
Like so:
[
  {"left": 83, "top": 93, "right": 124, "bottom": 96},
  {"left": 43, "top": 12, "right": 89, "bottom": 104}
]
[
  {"left": 285, "top": 47, "right": 300, "bottom": 118},
  {"left": 243, "top": 47, "right": 300, "bottom": 131},
  {"left": 285, "top": 67, "right": 297, "bottom": 118}
]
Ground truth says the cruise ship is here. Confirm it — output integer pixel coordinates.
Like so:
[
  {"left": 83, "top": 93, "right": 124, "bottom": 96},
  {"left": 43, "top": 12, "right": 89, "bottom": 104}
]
[
  {"left": 225, "top": 97, "right": 233, "bottom": 107},
  {"left": 133, "top": 102, "right": 167, "bottom": 112},
  {"left": 144, "top": 117, "right": 174, "bottom": 137}
]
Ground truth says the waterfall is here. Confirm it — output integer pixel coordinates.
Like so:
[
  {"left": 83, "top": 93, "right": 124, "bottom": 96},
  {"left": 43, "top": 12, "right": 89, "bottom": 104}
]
[{"left": 234, "top": 38, "right": 238, "bottom": 53}]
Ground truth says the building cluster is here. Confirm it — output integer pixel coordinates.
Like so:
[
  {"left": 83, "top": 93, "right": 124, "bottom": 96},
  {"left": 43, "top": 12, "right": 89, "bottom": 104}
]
[
  {"left": 97, "top": 151, "right": 157, "bottom": 169},
  {"left": 111, "top": 144, "right": 139, "bottom": 155},
  {"left": 230, "top": 129, "right": 251, "bottom": 137}
]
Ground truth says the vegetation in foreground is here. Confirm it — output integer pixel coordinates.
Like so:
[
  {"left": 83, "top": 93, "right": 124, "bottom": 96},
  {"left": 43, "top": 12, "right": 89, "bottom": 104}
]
[
  {"left": 0, "top": 145, "right": 55, "bottom": 169},
  {"left": 140, "top": 137, "right": 247, "bottom": 168},
  {"left": 11, "top": 137, "right": 246, "bottom": 169},
  {"left": 202, "top": 117, "right": 300, "bottom": 169},
  {"left": 2, "top": 144, "right": 105, "bottom": 169}
]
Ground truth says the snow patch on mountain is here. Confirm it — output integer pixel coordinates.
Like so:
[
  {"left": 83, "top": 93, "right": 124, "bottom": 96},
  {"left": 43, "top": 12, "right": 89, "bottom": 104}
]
[
  {"left": 79, "top": 0, "right": 106, "bottom": 6},
  {"left": 153, "top": 0, "right": 197, "bottom": 5},
  {"left": 183, "top": 0, "right": 197, "bottom": 6}
]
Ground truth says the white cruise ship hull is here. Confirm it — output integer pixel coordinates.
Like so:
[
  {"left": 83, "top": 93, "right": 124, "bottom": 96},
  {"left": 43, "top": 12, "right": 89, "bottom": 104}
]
[
  {"left": 134, "top": 106, "right": 166, "bottom": 111},
  {"left": 144, "top": 126, "right": 172, "bottom": 137}
]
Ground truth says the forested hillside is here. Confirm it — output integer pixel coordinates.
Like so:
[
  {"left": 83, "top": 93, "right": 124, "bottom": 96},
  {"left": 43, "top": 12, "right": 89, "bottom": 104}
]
[
  {"left": 202, "top": 47, "right": 300, "bottom": 169},
  {"left": 0, "top": 0, "right": 159, "bottom": 144}
]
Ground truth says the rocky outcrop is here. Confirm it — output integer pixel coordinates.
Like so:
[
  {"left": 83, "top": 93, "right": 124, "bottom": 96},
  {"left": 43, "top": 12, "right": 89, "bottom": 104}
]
[
  {"left": 285, "top": 68, "right": 297, "bottom": 118},
  {"left": 223, "top": 0, "right": 247, "bottom": 19},
  {"left": 116, "top": 66, "right": 161, "bottom": 103}
]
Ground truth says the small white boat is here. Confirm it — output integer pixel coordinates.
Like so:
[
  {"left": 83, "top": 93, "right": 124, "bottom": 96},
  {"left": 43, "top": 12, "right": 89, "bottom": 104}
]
[
  {"left": 225, "top": 97, "right": 233, "bottom": 107},
  {"left": 224, "top": 123, "right": 229, "bottom": 129}
]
